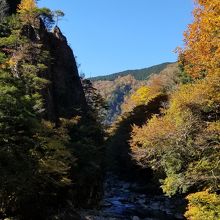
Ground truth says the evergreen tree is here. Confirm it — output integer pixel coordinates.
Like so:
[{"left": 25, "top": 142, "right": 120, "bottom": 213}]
[
  {"left": 0, "top": 1, "right": 106, "bottom": 218},
  {"left": 0, "top": 2, "right": 76, "bottom": 218}
]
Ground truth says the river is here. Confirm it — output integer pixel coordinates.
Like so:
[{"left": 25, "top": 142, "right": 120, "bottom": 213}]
[{"left": 80, "top": 174, "right": 186, "bottom": 220}]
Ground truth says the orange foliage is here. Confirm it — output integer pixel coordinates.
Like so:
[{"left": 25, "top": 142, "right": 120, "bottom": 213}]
[
  {"left": 130, "top": 68, "right": 220, "bottom": 194},
  {"left": 178, "top": 0, "right": 220, "bottom": 78},
  {"left": 130, "top": 115, "right": 177, "bottom": 169}
]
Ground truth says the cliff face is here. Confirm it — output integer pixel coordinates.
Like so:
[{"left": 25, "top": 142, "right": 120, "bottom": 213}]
[
  {"left": 6, "top": 0, "right": 21, "bottom": 15},
  {"left": 40, "top": 26, "right": 87, "bottom": 121},
  {"left": 3, "top": 0, "right": 86, "bottom": 121}
]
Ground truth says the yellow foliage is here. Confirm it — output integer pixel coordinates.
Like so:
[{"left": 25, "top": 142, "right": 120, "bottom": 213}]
[
  {"left": 17, "top": 0, "right": 38, "bottom": 25},
  {"left": 179, "top": 0, "right": 220, "bottom": 78},
  {"left": 185, "top": 191, "right": 220, "bottom": 220},
  {"left": 131, "top": 86, "right": 161, "bottom": 105},
  {"left": 131, "top": 115, "right": 175, "bottom": 149},
  {"left": 17, "top": 0, "right": 37, "bottom": 12},
  {"left": 122, "top": 86, "right": 161, "bottom": 113},
  {"left": 130, "top": 66, "right": 220, "bottom": 196},
  {"left": 161, "top": 175, "right": 185, "bottom": 196},
  {"left": 168, "top": 70, "right": 220, "bottom": 118},
  {"left": 128, "top": 0, "right": 220, "bottom": 214},
  {"left": 207, "top": 121, "right": 220, "bottom": 134},
  {"left": 130, "top": 115, "right": 179, "bottom": 170},
  {"left": 7, "top": 59, "right": 16, "bottom": 68}
]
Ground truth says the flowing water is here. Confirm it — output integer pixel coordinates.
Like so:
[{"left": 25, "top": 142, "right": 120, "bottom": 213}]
[{"left": 80, "top": 174, "right": 186, "bottom": 220}]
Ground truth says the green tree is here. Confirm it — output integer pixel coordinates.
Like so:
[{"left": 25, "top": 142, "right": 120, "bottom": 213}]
[
  {"left": 0, "top": 4, "right": 76, "bottom": 219},
  {"left": 0, "top": 1, "right": 106, "bottom": 218},
  {"left": 53, "top": 10, "right": 65, "bottom": 26},
  {"left": 81, "top": 77, "right": 108, "bottom": 125}
]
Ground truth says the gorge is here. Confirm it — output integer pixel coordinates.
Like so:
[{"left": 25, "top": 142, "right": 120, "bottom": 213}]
[{"left": 0, "top": 0, "right": 219, "bottom": 220}]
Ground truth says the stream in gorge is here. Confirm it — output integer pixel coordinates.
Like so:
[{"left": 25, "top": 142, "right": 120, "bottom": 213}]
[{"left": 80, "top": 174, "right": 186, "bottom": 220}]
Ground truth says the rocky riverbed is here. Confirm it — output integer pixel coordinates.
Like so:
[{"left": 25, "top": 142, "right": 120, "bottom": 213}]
[{"left": 80, "top": 174, "right": 186, "bottom": 220}]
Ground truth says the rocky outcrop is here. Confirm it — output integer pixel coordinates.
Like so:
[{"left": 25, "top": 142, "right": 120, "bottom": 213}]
[
  {"left": 2, "top": 0, "right": 86, "bottom": 121},
  {"left": 40, "top": 25, "right": 87, "bottom": 121},
  {"left": 3, "top": 1, "right": 87, "bottom": 121}
]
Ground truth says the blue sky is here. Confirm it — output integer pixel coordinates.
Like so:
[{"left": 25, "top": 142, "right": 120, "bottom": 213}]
[{"left": 38, "top": 0, "right": 194, "bottom": 77}]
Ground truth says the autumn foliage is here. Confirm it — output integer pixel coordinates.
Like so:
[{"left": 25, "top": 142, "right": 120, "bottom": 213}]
[
  {"left": 0, "top": 1, "right": 105, "bottom": 219},
  {"left": 17, "top": 0, "right": 38, "bottom": 24},
  {"left": 0, "top": 0, "right": 219, "bottom": 219},
  {"left": 185, "top": 191, "right": 220, "bottom": 220},
  {"left": 178, "top": 0, "right": 220, "bottom": 79},
  {"left": 131, "top": 71, "right": 220, "bottom": 193},
  {"left": 128, "top": 1, "right": 220, "bottom": 219},
  {"left": 18, "top": 0, "right": 36, "bottom": 11}
]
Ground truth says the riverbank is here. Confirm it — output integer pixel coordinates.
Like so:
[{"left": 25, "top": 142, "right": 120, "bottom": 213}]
[{"left": 79, "top": 174, "right": 186, "bottom": 220}]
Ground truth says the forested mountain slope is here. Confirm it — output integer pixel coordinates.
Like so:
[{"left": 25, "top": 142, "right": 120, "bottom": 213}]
[
  {"left": 90, "top": 62, "right": 174, "bottom": 81},
  {"left": 93, "top": 62, "right": 179, "bottom": 123},
  {"left": 0, "top": 0, "right": 219, "bottom": 220}
]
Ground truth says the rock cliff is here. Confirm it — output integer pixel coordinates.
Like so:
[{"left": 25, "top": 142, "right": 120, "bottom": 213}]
[
  {"left": 3, "top": 1, "right": 87, "bottom": 121},
  {"left": 6, "top": 0, "right": 21, "bottom": 15},
  {"left": 41, "top": 26, "right": 87, "bottom": 121}
]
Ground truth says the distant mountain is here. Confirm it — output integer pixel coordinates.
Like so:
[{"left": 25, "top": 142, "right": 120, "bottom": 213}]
[
  {"left": 92, "top": 62, "right": 179, "bottom": 123},
  {"left": 89, "top": 62, "right": 174, "bottom": 81}
]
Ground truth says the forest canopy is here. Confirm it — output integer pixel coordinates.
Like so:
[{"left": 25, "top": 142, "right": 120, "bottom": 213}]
[
  {"left": 0, "top": 0, "right": 219, "bottom": 219},
  {"left": 128, "top": 0, "right": 220, "bottom": 219}
]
